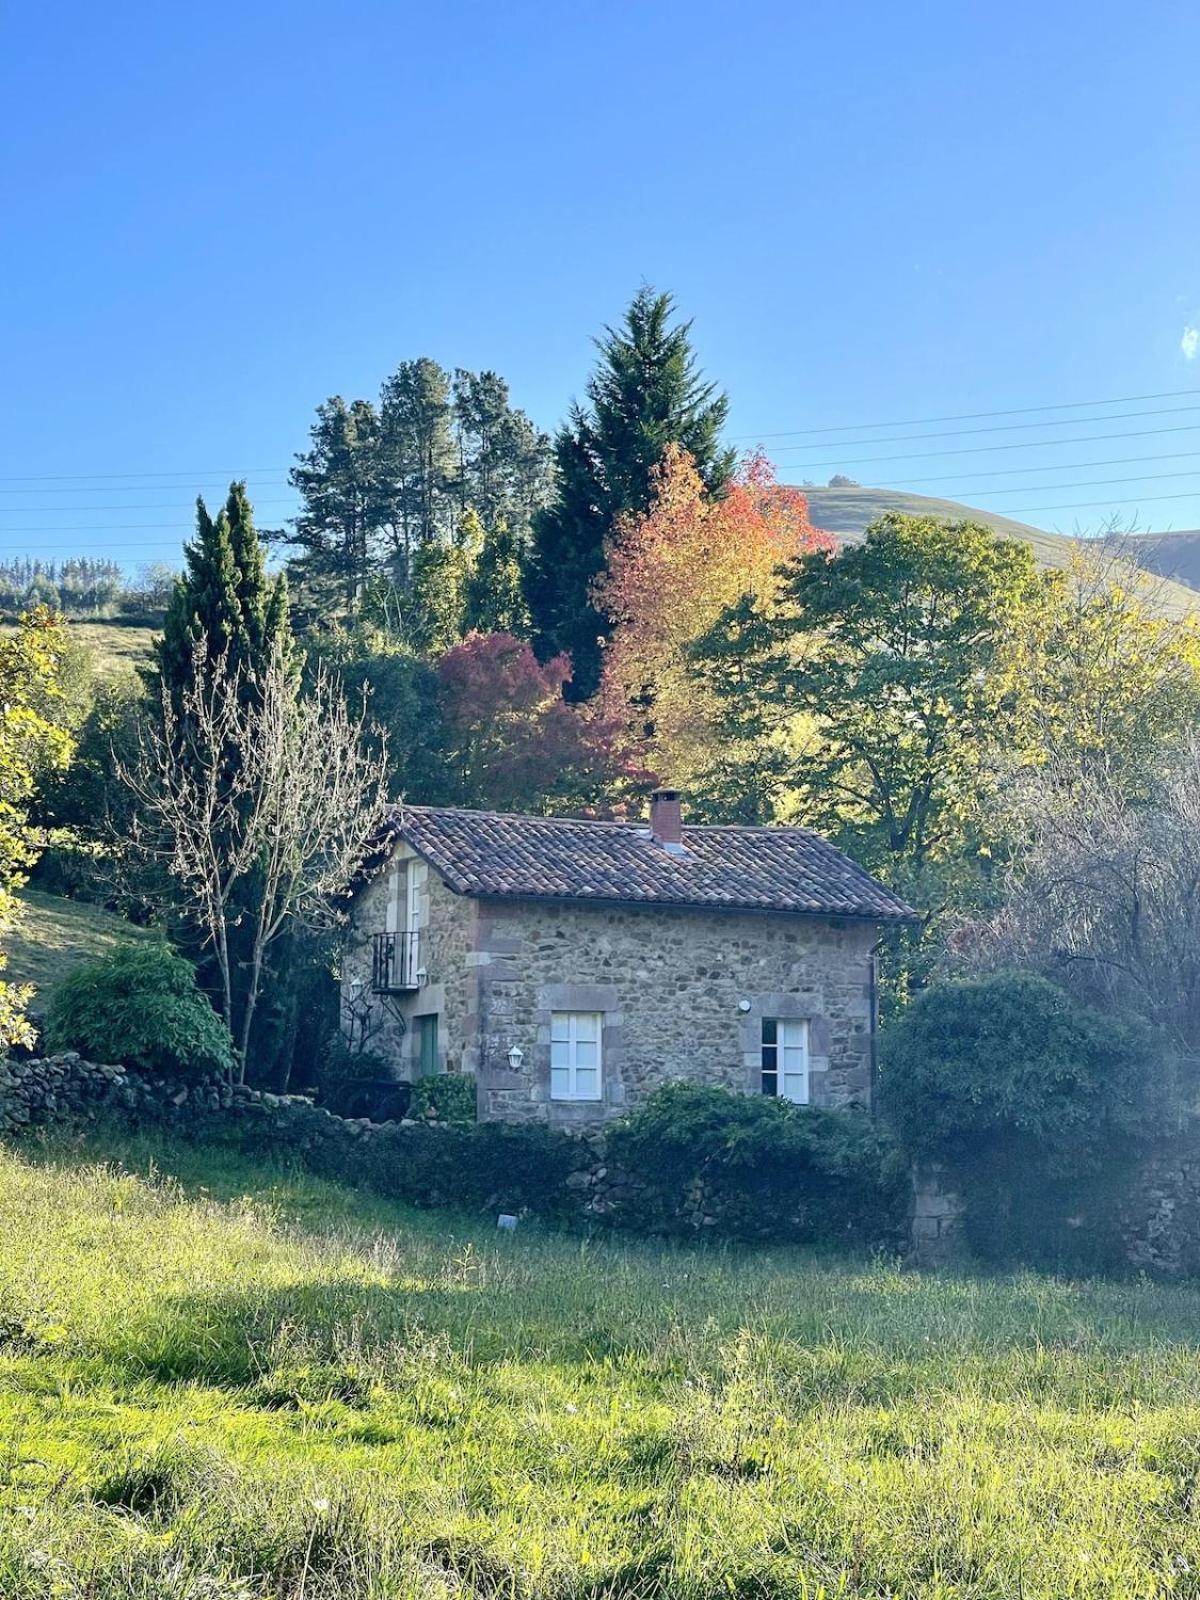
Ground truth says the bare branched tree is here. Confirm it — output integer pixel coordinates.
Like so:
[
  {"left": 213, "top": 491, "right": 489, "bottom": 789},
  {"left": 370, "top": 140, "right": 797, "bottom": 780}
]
[
  {"left": 947, "top": 740, "right": 1200, "bottom": 1059},
  {"left": 123, "top": 642, "right": 389, "bottom": 1078}
]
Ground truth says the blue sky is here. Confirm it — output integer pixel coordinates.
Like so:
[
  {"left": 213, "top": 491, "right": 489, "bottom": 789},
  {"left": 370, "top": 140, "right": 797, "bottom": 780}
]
[{"left": 2, "top": 0, "right": 1198, "bottom": 571}]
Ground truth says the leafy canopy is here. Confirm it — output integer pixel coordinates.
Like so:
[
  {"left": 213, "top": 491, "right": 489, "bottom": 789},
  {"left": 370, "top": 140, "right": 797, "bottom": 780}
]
[
  {"left": 595, "top": 445, "right": 831, "bottom": 796},
  {"left": 435, "top": 632, "right": 632, "bottom": 814},
  {"left": 879, "top": 972, "right": 1161, "bottom": 1173},
  {"left": 0, "top": 607, "right": 73, "bottom": 1048}
]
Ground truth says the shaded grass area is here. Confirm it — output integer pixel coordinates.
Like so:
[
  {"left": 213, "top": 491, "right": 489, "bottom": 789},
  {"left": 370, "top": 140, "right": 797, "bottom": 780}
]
[
  {"left": 5, "top": 1134, "right": 1200, "bottom": 1596},
  {"left": 4, "top": 890, "right": 151, "bottom": 1005}
]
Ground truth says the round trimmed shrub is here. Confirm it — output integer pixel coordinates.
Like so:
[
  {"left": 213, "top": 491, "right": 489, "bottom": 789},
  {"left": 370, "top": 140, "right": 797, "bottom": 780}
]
[{"left": 45, "top": 941, "right": 235, "bottom": 1081}]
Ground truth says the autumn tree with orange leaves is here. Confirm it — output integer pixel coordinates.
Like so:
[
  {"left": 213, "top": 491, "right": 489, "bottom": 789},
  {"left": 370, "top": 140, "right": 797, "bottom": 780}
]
[{"left": 594, "top": 445, "right": 832, "bottom": 795}]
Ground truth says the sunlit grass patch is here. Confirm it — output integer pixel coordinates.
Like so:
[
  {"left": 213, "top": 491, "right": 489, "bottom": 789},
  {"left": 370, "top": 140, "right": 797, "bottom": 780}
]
[{"left": 5, "top": 1134, "right": 1200, "bottom": 1596}]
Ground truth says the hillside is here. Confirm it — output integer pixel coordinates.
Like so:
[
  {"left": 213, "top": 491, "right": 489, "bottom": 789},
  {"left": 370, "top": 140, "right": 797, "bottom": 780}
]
[
  {"left": 4, "top": 889, "right": 151, "bottom": 1008},
  {"left": 804, "top": 486, "right": 1200, "bottom": 617},
  {"left": 66, "top": 619, "right": 158, "bottom": 671},
  {"left": 1126, "top": 529, "right": 1200, "bottom": 591},
  {"left": 0, "top": 617, "right": 157, "bottom": 673}
]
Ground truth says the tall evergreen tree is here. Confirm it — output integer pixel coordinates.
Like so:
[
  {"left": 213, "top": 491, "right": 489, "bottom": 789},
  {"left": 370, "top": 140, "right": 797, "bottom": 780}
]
[
  {"left": 283, "top": 398, "right": 383, "bottom": 618},
  {"left": 452, "top": 369, "right": 554, "bottom": 533},
  {"left": 158, "top": 482, "right": 293, "bottom": 703},
  {"left": 378, "top": 357, "right": 458, "bottom": 562},
  {"left": 154, "top": 485, "right": 298, "bottom": 1074},
  {"left": 464, "top": 516, "right": 530, "bottom": 638},
  {"left": 525, "top": 287, "right": 735, "bottom": 698}
]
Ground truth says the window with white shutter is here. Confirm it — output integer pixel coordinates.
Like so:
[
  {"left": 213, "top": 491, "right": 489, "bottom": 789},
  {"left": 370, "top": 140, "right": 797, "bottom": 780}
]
[
  {"left": 760, "top": 1018, "right": 809, "bottom": 1104},
  {"left": 550, "top": 1011, "right": 603, "bottom": 1101}
]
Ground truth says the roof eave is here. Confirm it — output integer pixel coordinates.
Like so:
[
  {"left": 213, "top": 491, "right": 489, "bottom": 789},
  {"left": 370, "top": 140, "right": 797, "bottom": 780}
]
[{"left": 457, "top": 887, "right": 919, "bottom": 925}]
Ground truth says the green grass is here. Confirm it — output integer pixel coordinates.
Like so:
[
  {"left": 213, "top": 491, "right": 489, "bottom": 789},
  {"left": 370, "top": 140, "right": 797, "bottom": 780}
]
[
  {"left": 4, "top": 891, "right": 151, "bottom": 1008},
  {"left": 5, "top": 1135, "right": 1200, "bottom": 1596},
  {"left": 0, "top": 618, "right": 157, "bottom": 674},
  {"left": 65, "top": 619, "right": 158, "bottom": 672}
]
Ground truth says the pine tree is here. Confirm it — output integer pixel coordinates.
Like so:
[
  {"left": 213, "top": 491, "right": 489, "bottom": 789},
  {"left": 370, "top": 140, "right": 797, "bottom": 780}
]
[
  {"left": 525, "top": 287, "right": 734, "bottom": 698},
  {"left": 282, "top": 397, "right": 383, "bottom": 618},
  {"left": 378, "top": 358, "right": 458, "bottom": 563}
]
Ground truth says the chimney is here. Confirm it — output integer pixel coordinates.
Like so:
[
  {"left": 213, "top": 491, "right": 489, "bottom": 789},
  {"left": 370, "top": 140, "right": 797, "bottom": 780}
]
[{"left": 650, "top": 788, "right": 683, "bottom": 846}]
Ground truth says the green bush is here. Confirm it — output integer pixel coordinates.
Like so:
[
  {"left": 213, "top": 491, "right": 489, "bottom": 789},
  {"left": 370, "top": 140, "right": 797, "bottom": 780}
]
[
  {"left": 605, "top": 1082, "right": 908, "bottom": 1248},
  {"left": 880, "top": 972, "right": 1169, "bottom": 1267},
  {"left": 410, "top": 1073, "right": 477, "bottom": 1126},
  {"left": 880, "top": 972, "right": 1163, "bottom": 1172},
  {"left": 45, "top": 942, "right": 235, "bottom": 1082}
]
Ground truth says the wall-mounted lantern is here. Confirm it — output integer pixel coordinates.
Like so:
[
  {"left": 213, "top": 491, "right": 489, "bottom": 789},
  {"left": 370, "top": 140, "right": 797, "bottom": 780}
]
[{"left": 507, "top": 1044, "right": 524, "bottom": 1072}]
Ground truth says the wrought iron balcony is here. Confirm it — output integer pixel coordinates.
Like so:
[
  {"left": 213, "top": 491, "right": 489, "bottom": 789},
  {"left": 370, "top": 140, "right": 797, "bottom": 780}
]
[{"left": 371, "top": 930, "right": 422, "bottom": 993}]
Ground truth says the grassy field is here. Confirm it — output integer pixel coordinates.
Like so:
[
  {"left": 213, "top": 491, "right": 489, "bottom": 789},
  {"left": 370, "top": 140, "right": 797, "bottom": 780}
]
[
  {"left": 65, "top": 619, "right": 158, "bottom": 671},
  {"left": 4, "top": 890, "right": 151, "bottom": 1008},
  {"left": 0, "top": 619, "right": 157, "bottom": 674},
  {"left": 5, "top": 1138, "right": 1200, "bottom": 1596}
]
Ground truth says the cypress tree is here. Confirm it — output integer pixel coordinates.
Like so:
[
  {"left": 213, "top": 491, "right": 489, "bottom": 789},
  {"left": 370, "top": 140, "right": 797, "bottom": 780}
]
[
  {"left": 153, "top": 484, "right": 297, "bottom": 1079},
  {"left": 157, "top": 482, "right": 293, "bottom": 703},
  {"left": 525, "top": 287, "right": 734, "bottom": 698}
]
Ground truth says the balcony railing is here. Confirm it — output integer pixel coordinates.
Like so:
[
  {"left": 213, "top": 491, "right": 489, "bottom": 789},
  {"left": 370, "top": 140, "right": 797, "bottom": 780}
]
[{"left": 371, "top": 930, "right": 421, "bottom": 993}]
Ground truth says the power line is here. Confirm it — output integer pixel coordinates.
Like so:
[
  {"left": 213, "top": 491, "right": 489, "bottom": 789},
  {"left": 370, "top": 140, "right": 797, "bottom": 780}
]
[
  {"left": 5, "top": 452, "right": 1197, "bottom": 510},
  {"left": 0, "top": 480, "right": 292, "bottom": 496},
  {"left": 6, "top": 467, "right": 1200, "bottom": 542},
  {"left": 16, "top": 419, "right": 1200, "bottom": 497},
  {"left": 730, "top": 386, "right": 1200, "bottom": 441},
  {"left": 765, "top": 403, "right": 1200, "bottom": 455},
  {"left": 0, "top": 498, "right": 298, "bottom": 514},
  {"left": 0, "top": 386, "right": 1198, "bottom": 484},
  {"left": 838, "top": 450, "right": 1200, "bottom": 489},
  {"left": 1006, "top": 489, "right": 1200, "bottom": 517},
  {"left": 0, "top": 467, "right": 290, "bottom": 484},
  {"left": 774, "top": 423, "right": 1200, "bottom": 473}
]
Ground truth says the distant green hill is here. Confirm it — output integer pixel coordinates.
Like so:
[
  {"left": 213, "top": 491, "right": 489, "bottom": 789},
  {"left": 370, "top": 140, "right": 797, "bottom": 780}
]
[{"left": 802, "top": 486, "right": 1200, "bottom": 618}]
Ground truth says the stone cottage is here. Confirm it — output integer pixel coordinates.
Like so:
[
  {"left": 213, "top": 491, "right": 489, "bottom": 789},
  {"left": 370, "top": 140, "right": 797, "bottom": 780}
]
[{"left": 341, "top": 791, "right": 915, "bottom": 1125}]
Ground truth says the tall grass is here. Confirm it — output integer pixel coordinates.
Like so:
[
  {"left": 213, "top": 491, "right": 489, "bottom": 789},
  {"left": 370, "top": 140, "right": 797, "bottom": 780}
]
[{"left": 4, "top": 1135, "right": 1200, "bottom": 1596}]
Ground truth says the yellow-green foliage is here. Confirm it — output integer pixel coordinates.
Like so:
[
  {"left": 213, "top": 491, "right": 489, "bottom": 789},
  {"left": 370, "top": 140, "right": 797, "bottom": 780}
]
[{"left": 6, "top": 1137, "right": 1200, "bottom": 1596}]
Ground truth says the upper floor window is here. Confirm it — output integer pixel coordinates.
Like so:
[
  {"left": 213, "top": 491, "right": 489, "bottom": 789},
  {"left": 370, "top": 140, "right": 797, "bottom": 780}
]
[
  {"left": 761, "top": 1018, "right": 809, "bottom": 1105},
  {"left": 550, "top": 1010, "right": 603, "bottom": 1101}
]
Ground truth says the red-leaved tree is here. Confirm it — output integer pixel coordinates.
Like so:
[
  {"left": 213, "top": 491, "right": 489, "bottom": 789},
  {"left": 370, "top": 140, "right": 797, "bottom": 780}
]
[
  {"left": 594, "top": 445, "right": 832, "bottom": 788},
  {"left": 436, "top": 632, "right": 642, "bottom": 814}
]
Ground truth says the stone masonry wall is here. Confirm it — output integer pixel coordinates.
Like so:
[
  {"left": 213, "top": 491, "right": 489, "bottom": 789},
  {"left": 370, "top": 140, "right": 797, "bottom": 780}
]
[
  {"left": 0, "top": 1056, "right": 904, "bottom": 1250},
  {"left": 471, "top": 899, "right": 878, "bottom": 1127},
  {"left": 341, "top": 852, "right": 475, "bottom": 1078}
]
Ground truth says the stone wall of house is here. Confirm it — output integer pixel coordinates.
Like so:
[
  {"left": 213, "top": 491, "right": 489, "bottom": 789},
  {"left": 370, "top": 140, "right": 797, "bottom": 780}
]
[
  {"left": 341, "top": 851, "right": 475, "bottom": 1079},
  {"left": 470, "top": 899, "right": 879, "bottom": 1127}
]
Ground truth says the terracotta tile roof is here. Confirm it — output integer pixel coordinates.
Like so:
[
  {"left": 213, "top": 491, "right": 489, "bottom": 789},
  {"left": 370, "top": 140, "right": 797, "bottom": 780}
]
[{"left": 387, "top": 806, "right": 916, "bottom": 923}]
